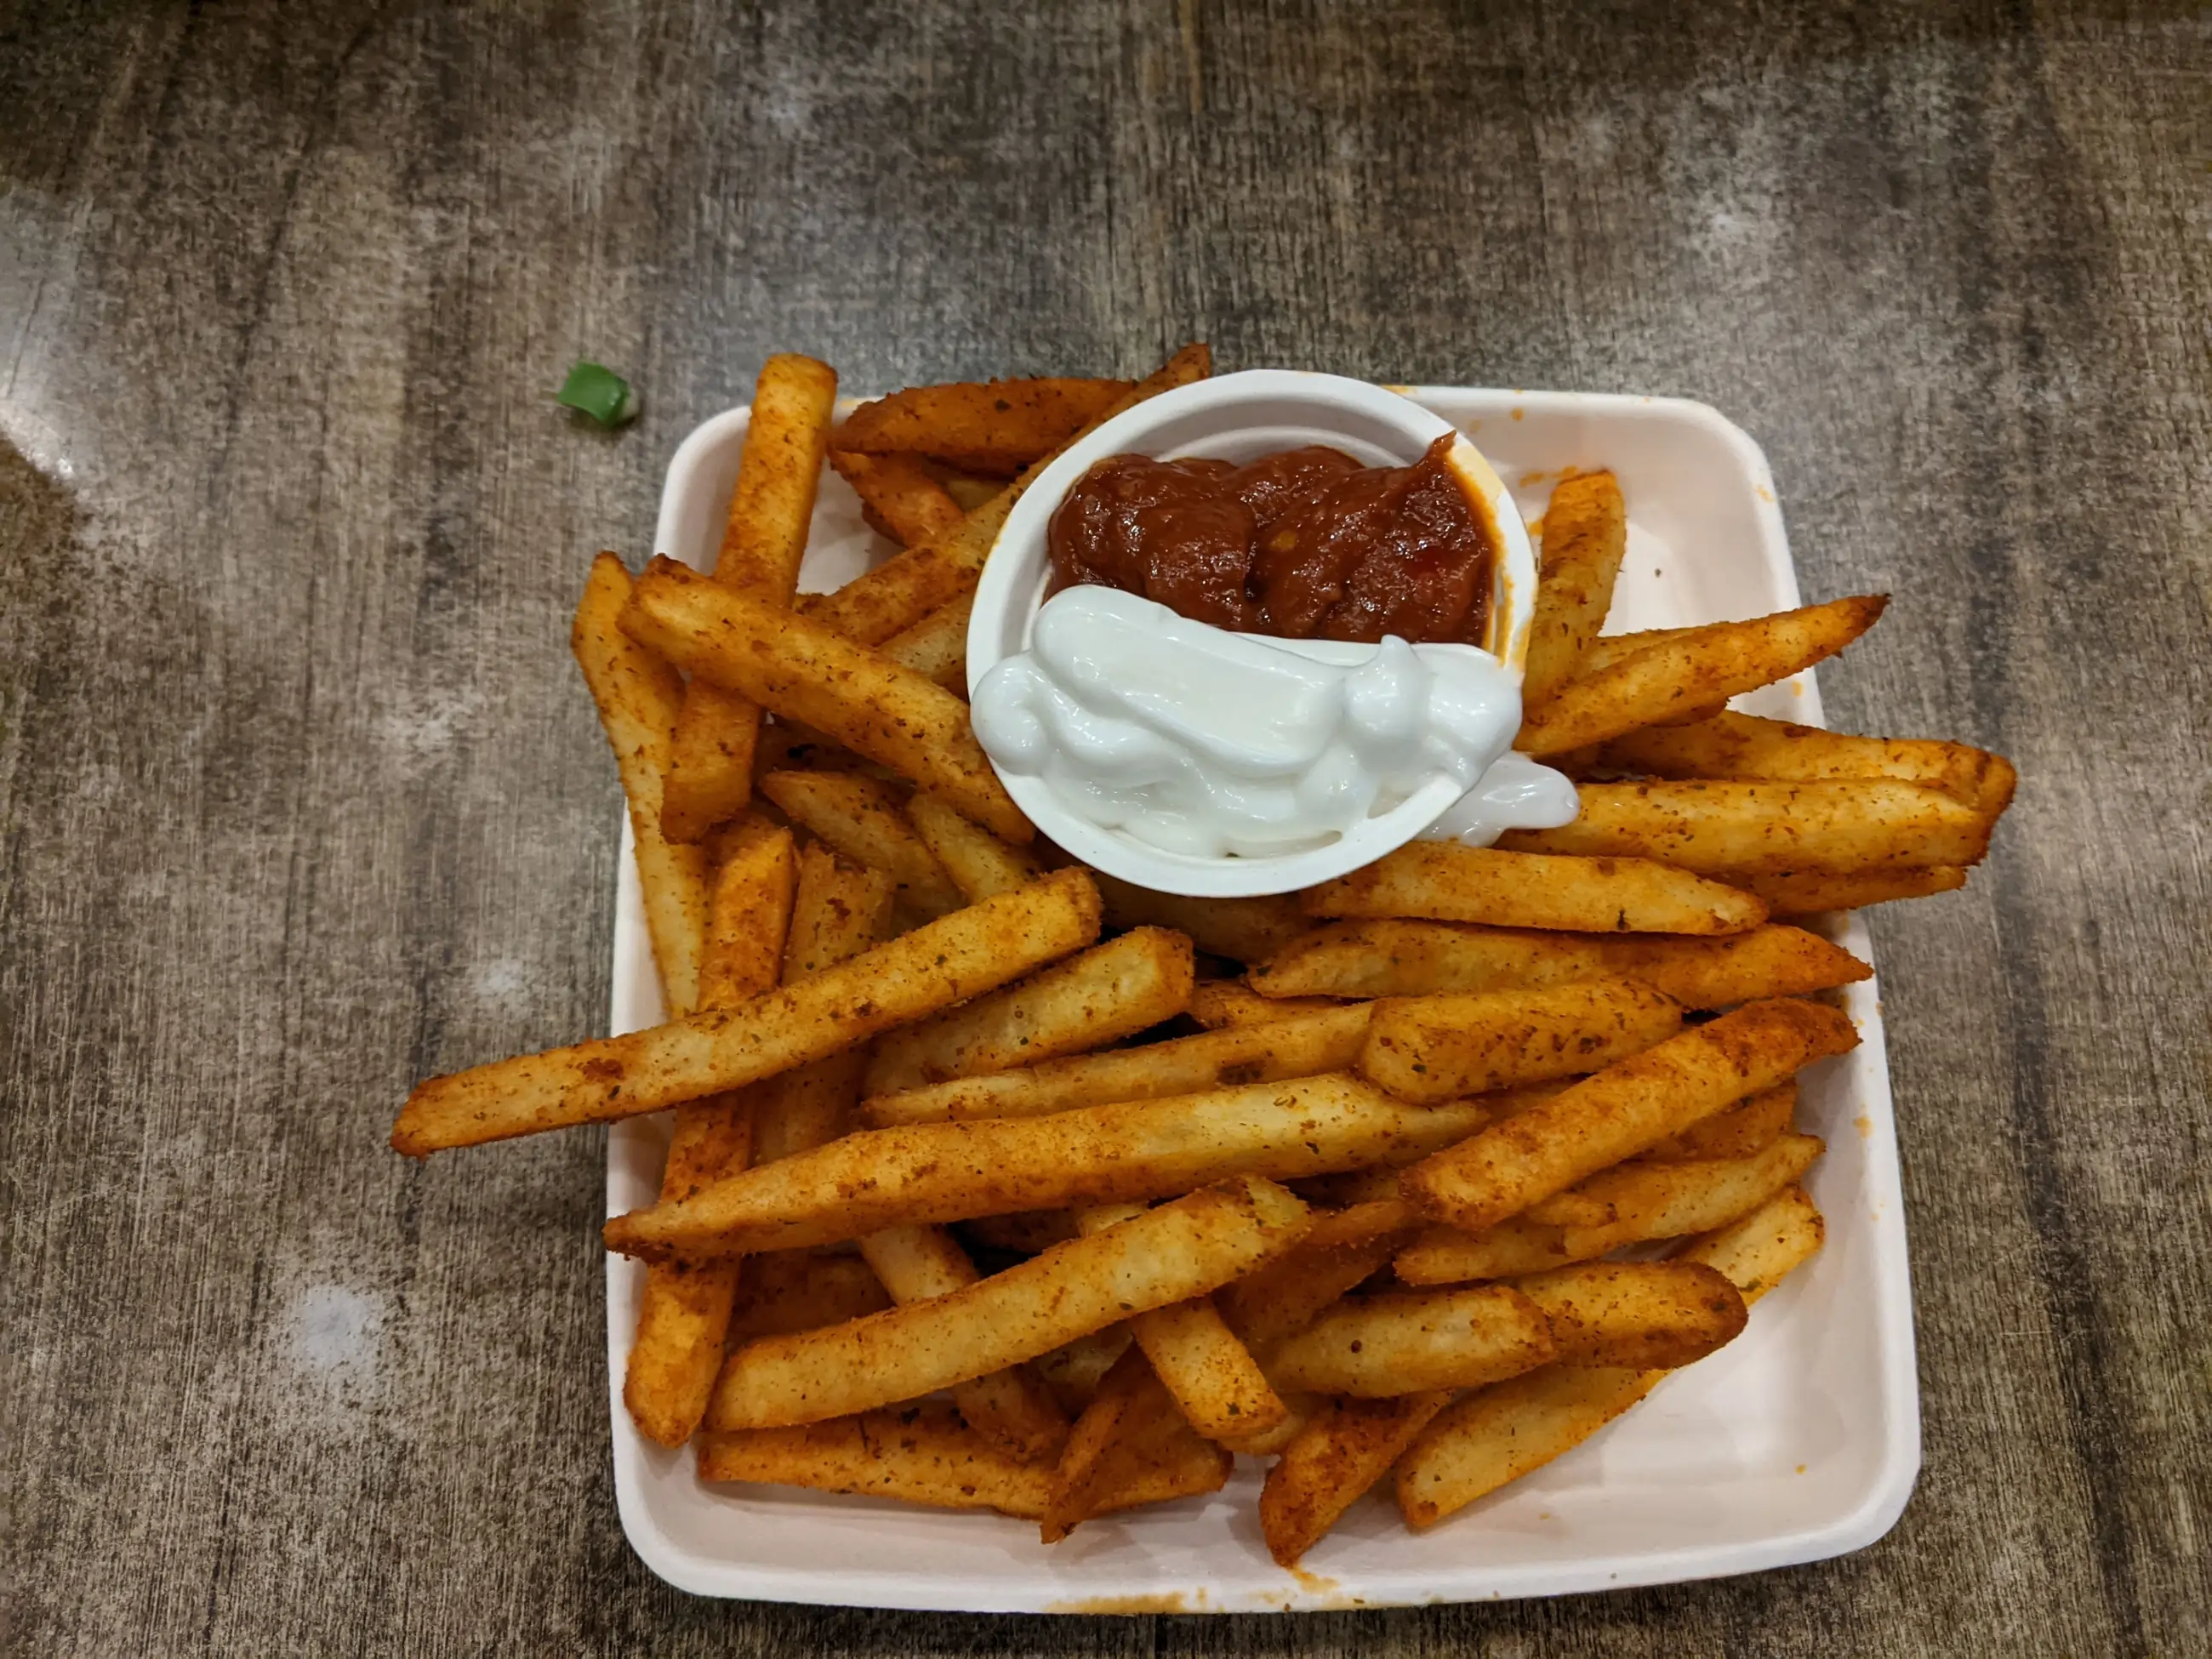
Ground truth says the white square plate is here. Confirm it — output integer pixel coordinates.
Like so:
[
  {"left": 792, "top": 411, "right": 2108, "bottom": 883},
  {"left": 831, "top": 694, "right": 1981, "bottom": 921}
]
[{"left": 601, "top": 389, "right": 1920, "bottom": 1611}]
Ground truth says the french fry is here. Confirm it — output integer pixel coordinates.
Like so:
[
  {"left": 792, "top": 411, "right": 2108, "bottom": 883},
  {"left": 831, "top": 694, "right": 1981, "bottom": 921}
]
[
  {"left": 622, "top": 556, "right": 1031, "bottom": 842},
  {"left": 391, "top": 867, "right": 1101, "bottom": 1154},
  {"left": 1731, "top": 864, "right": 1970, "bottom": 915},
  {"left": 1638, "top": 1081, "right": 1794, "bottom": 1162},
  {"left": 1356, "top": 978, "right": 1684, "bottom": 1104},
  {"left": 1264, "top": 1285, "right": 1556, "bottom": 1395},
  {"left": 1033, "top": 1326, "right": 1135, "bottom": 1414},
  {"left": 1041, "top": 1346, "right": 1229, "bottom": 1542},
  {"left": 1509, "top": 1261, "right": 1747, "bottom": 1368},
  {"left": 904, "top": 790, "right": 1042, "bottom": 901},
  {"left": 1520, "top": 472, "right": 1628, "bottom": 709},
  {"left": 698, "top": 1401, "right": 1052, "bottom": 1516},
  {"left": 663, "top": 354, "right": 839, "bottom": 841},
  {"left": 827, "top": 448, "right": 965, "bottom": 546},
  {"left": 1516, "top": 595, "right": 1888, "bottom": 757},
  {"left": 1596, "top": 710, "right": 2018, "bottom": 816},
  {"left": 1497, "top": 779, "right": 1993, "bottom": 876},
  {"left": 1220, "top": 1199, "right": 1422, "bottom": 1348},
  {"left": 571, "top": 553, "right": 713, "bottom": 1017},
  {"left": 855, "top": 1223, "right": 1069, "bottom": 1461},
  {"left": 724, "top": 1251, "right": 892, "bottom": 1343},
  {"left": 1188, "top": 982, "right": 1341, "bottom": 1029},
  {"left": 879, "top": 590, "right": 975, "bottom": 693},
  {"left": 1258, "top": 1391, "right": 1456, "bottom": 1567},
  {"left": 860, "top": 1004, "right": 1373, "bottom": 1127},
  {"left": 1092, "top": 869, "right": 1311, "bottom": 964},
  {"left": 624, "top": 824, "right": 798, "bottom": 1446},
  {"left": 604, "top": 1075, "right": 1492, "bottom": 1263},
  {"left": 1302, "top": 842, "right": 1768, "bottom": 936},
  {"left": 704, "top": 1177, "right": 1309, "bottom": 1429},
  {"left": 1252, "top": 919, "right": 1870, "bottom": 1007},
  {"left": 1394, "top": 1133, "right": 1825, "bottom": 1283},
  {"left": 837, "top": 377, "right": 1135, "bottom": 473},
  {"left": 756, "top": 768, "right": 964, "bottom": 917},
  {"left": 1400, "top": 999, "right": 1854, "bottom": 1234},
  {"left": 864, "top": 926, "right": 1195, "bottom": 1095},
  {"left": 800, "top": 346, "right": 1210, "bottom": 645},
  {"left": 1677, "top": 1181, "right": 1826, "bottom": 1300},
  {"left": 1574, "top": 624, "right": 1702, "bottom": 677}
]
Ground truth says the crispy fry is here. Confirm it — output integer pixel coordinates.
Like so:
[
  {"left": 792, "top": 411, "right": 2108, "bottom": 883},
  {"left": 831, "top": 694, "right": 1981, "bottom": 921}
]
[
  {"left": 757, "top": 768, "right": 963, "bottom": 917},
  {"left": 1574, "top": 624, "right": 1702, "bottom": 677},
  {"left": 861, "top": 1004, "right": 1372, "bottom": 1127},
  {"left": 1041, "top": 1346, "right": 1228, "bottom": 1542},
  {"left": 1265, "top": 1285, "right": 1555, "bottom": 1395},
  {"left": 1253, "top": 919, "right": 1870, "bottom": 1006},
  {"left": 663, "top": 355, "right": 839, "bottom": 841},
  {"left": 1510, "top": 1261, "right": 1747, "bottom": 1368},
  {"left": 1259, "top": 1392, "right": 1456, "bottom": 1567},
  {"left": 391, "top": 868, "right": 1101, "bottom": 1155},
  {"left": 698, "top": 1401, "right": 1052, "bottom": 1516},
  {"left": 1731, "top": 864, "right": 1970, "bottom": 915},
  {"left": 724, "top": 1251, "right": 893, "bottom": 1343},
  {"left": 1188, "top": 981, "right": 1341, "bottom": 1029},
  {"left": 879, "top": 591, "right": 975, "bottom": 693},
  {"left": 1677, "top": 1182, "right": 1826, "bottom": 1301},
  {"left": 623, "top": 556, "right": 1031, "bottom": 842},
  {"left": 571, "top": 553, "right": 713, "bottom": 1016},
  {"left": 864, "top": 926, "right": 1195, "bottom": 1095},
  {"left": 1400, "top": 999, "right": 1854, "bottom": 1234},
  {"left": 1497, "top": 779, "right": 1993, "bottom": 876},
  {"left": 1638, "top": 1081, "right": 1794, "bottom": 1162},
  {"left": 1303, "top": 842, "right": 1768, "bottom": 936},
  {"left": 1517, "top": 595, "right": 1888, "bottom": 757},
  {"left": 1092, "top": 869, "right": 1311, "bottom": 964},
  {"left": 838, "top": 377, "right": 1135, "bottom": 473},
  {"left": 1356, "top": 978, "right": 1683, "bottom": 1104},
  {"left": 704, "top": 1177, "right": 1308, "bottom": 1430},
  {"left": 605, "top": 1075, "right": 1492, "bottom": 1263},
  {"left": 827, "top": 448, "right": 966, "bottom": 546},
  {"left": 904, "top": 790, "right": 1043, "bottom": 901},
  {"left": 1220, "top": 1199, "right": 1422, "bottom": 1348},
  {"left": 1596, "top": 710, "right": 2018, "bottom": 816},
  {"left": 1521, "top": 472, "right": 1628, "bottom": 709}
]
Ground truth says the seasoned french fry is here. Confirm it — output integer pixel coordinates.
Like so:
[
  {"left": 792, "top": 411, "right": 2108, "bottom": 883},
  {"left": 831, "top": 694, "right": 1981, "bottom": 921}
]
[
  {"left": 698, "top": 1401, "right": 1052, "bottom": 1516},
  {"left": 1596, "top": 710, "right": 2018, "bottom": 816},
  {"left": 1400, "top": 999, "right": 1854, "bottom": 1234},
  {"left": 391, "top": 868, "right": 1101, "bottom": 1155},
  {"left": 1638, "top": 1081, "right": 1794, "bottom": 1162},
  {"left": 1041, "top": 1345, "right": 1229, "bottom": 1542},
  {"left": 624, "top": 824, "right": 798, "bottom": 1446},
  {"left": 604, "top": 1075, "right": 1492, "bottom": 1263},
  {"left": 1574, "top": 624, "right": 1702, "bottom": 677},
  {"left": 1731, "top": 864, "right": 1970, "bottom": 915},
  {"left": 1516, "top": 595, "right": 1888, "bottom": 757},
  {"left": 757, "top": 768, "right": 964, "bottom": 917},
  {"left": 864, "top": 926, "right": 1195, "bottom": 1095},
  {"left": 1303, "top": 842, "right": 1768, "bottom": 936},
  {"left": 904, "top": 790, "right": 1044, "bottom": 902},
  {"left": 1265, "top": 1285, "right": 1555, "bottom": 1395},
  {"left": 800, "top": 346, "right": 1210, "bottom": 645},
  {"left": 860, "top": 1004, "right": 1372, "bottom": 1127},
  {"left": 1253, "top": 919, "right": 1870, "bottom": 1007},
  {"left": 1188, "top": 981, "right": 1341, "bottom": 1029},
  {"left": 827, "top": 448, "right": 966, "bottom": 546},
  {"left": 1497, "top": 780, "right": 1993, "bottom": 876},
  {"left": 704, "top": 1177, "right": 1308, "bottom": 1429},
  {"left": 1520, "top": 471, "right": 1628, "bottom": 709},
  {"left": 1509, "top": 1261, "right": 1747, "bottom": 1368},
  {"left": 1220, "top": 1199, "right": 1422, "bottom": 1349},
  {"left": 838, "top": 377, "right": 1135, "bottom": 473},
  {"left": 855, "top": 1223, "right": 1069, "bottom": 1461},
  {"left": 663, "top": 354, "right": 839, "bottom": 841},
  {"left": 622, "top": 556, "right": 1031, "bottom": 842},
  {"left": 1677, "top": 1182, "right": 1826, "bottom": 1301},
  {"left": 1033, "top": 1325, "right": 1135, "bottom": 1414},
  {"left": 1258, "top": 1391, "right": 1456, "bottom": 1568},
  {"left": 1092, "top": 869, "right": 1311, "bottom": 964},
  {"left": 571, "top": 553, "right": 713, "bottom": 1017},
  {"left": 724, "top": 1251, "right": 892, "bottom": 1343},
  {"left": 879, "top": 591, "right": 975, "bottom": 693},
  {"left": 1395, "top": 1133, "right": 1825, "bottom": 1283},
  {"left": 1356, "top": 978, "right": 1683, "bottom": 1104}
]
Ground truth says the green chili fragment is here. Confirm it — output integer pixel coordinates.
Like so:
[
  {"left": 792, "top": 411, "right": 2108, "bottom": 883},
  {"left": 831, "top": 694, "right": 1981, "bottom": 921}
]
[{"left": 556, "top": 361, "right": 638, "bottom": 427}]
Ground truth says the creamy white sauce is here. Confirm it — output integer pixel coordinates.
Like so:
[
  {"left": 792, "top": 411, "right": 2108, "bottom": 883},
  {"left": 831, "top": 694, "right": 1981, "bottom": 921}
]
[{"left": 971, "top": 588, "right": 1579, "bottom": 861}]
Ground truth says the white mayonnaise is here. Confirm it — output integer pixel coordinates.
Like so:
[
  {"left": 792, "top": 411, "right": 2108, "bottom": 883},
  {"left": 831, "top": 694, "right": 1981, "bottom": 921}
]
[{"left": 970, "top": 588, "right": 1578, "bottom": 861}]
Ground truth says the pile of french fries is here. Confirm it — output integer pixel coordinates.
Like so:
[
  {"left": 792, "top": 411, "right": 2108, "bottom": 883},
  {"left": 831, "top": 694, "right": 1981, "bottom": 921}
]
[{"left": 393, "top": 350, "right": 2016, "bottom": 1567}]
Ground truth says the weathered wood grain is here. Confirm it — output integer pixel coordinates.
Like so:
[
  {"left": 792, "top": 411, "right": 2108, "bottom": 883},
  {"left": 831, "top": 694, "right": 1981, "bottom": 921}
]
[{"left": 1, "top": 0, "right": 2205, "bottom": 1653}]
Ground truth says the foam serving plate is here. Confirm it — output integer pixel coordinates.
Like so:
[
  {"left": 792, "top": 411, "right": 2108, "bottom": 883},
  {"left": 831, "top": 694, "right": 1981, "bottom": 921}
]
[{"left": 603, "top": 389, "right": 1919, "bottom": 1611}]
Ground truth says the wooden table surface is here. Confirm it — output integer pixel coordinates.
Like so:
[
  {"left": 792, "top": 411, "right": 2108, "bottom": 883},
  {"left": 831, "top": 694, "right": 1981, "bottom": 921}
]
[{"left": 3, "top": 2, "right": 2205, "bottom": 1652}]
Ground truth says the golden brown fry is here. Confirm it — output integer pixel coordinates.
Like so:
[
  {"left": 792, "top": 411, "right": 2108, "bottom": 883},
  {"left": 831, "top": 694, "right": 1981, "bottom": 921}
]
[
  {"left": 861, "top": 1004, "right": 1372, "bottom": 1127},
  {"left": 757, "top": 768, "right": 964, "bottom": 917},
  {"left": 705, "top": 1177, "right": 1308, "bottom": 1430},
  {"left": 571, "top": 553, "right": 713, "bottom": 1017},
  {"left": 1356, "top": 978, "right": 1683, "bottom": 1104},
  {"left": 1731, "top": 864, "right": 1970, "bottom": 915},
  {"left": 879, "top": 591, "right": 975, "bottom": 693},
  {"left": 1497, "top": 780, "right": 1993, "bottom": 876},
  {"left": 1597, "top": 710, "right": 2019, "bottom": 816},
  {"left": 623, "top": 556, "right": 1031, "bottom": 842},
  {"left": 1510, "top": 1260, "right": 1747, "bottom": 1368},
  {"left": 864, "top": 926, "right": 1195, "bottom": 1095},
  {"left": 838, "top": 377, "right": 1135, "bottom": 473},
  {"left": 724, "top": 1251, "right": 892, "bottom": 1343},
  {"left": 904, "top": 790, "right": 1044, "bottom": 902},
  {"left": 1187, "top": 981, "right": 1341, "bottom": 1029},
  {"left": 1517, "top": 595, "right": 1888, "bottom": 757},
  {"left": 1401, "top": 999, "right": 1854, "bottom": 1234},
  {"left": 1220, "top": 1199, "right": 1421, "bottom": 1349},
  {"left": 1574, "top": 624, "right": 1702, "bottom": 677},
  {"left": 1520, "top": 471, "right": 1628, "bottom": 709},
  {"left": 827, "top": 448, "right": 966, "bottom": 546},
  {"left": 1041, "top": 1346, "right": 1220, "bottom": 1542},
  {"left": 606, "top": 1075, "right": 1491, "bottom": 1263},
  {"left": 1265, "top": 1285, "right": 1556, "bottom": 1395},
  {"left": 391, "top": 867, "right": 1101, "bottom": 1155},
  {"left": 1258, "top": 1392, "right": 1455, "bottom": 1567},
  {"left": 1303, "top": 842, "right": 1768, "bottom": 936},
  {"left": 1092, "top": 868, "right": 1311, "bottom": 964},
  {"left": 698, "top": 1401, "right": 1052, "bottom": 1516},
  {"left": 1677, "top": 1182, "right": 1826, "bottom": 1302},
  {"left": 1638, "top": 1081, "right": 1794, "bottom": 1162},
  {"left": 663, "top": 354, "right": 839, "bottom": 841},
  {"left": 1253, "top": 919, "right": 1870, "bottom": 1006}
]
